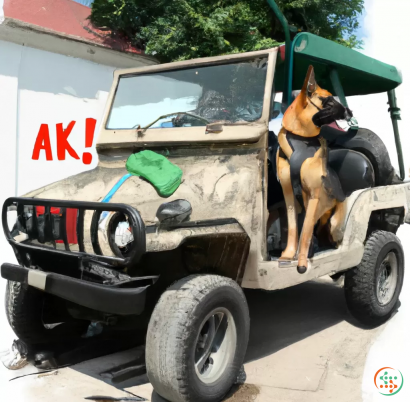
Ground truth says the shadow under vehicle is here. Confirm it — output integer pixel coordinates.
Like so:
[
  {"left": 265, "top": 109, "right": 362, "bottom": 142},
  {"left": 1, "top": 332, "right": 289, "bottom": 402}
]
[{"left": 1, "top": 1, "right": 408, "bottom": 401}]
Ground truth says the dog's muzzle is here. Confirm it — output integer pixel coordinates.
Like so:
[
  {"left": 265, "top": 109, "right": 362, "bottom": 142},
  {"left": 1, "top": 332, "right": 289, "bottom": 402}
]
[{"left": 312, "top": 96, "right": 353, "bottom": 127}]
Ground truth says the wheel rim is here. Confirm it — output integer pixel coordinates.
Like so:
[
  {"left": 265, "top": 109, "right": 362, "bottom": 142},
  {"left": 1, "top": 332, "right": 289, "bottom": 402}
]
[
  {"left": 194, "top": 307, "right": 237, "bottom": 384},
  {"left": 376, "top": 251, "right": 398, "bottom": 305}
]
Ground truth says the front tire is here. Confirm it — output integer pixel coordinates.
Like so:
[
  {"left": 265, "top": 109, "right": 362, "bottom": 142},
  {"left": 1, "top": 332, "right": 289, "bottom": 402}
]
[
  {"left": 146, "top": 275, "right": 250, "bottom": 402},
  {"left": 5, "top": 281, "right": 88, "bottom": 346},
  {"left": 344, "top": 230, "right": 404, "bottom": 325}
]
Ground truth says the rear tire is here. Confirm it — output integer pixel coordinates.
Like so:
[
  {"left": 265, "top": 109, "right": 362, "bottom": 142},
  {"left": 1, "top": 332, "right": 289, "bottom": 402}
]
[
  {"left": 339, "top": 128, "right": 394, "bottom": 186},
  {"left": 146, "top": 275, "right": 250, "bottom": 402},
  {"left": 344, "top": 230, "right": 404, "bottom": 325}
]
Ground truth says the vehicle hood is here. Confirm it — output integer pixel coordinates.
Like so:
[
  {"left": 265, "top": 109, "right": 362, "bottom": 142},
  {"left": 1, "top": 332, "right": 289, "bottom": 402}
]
[{"left": 23, "top": 152, "right": 262, "bottom": 228}]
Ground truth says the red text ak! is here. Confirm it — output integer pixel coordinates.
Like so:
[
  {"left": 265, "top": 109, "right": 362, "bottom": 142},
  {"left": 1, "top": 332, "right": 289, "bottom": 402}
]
[{"left": 32, "top": 118, "right": 96, "bottom": 165}]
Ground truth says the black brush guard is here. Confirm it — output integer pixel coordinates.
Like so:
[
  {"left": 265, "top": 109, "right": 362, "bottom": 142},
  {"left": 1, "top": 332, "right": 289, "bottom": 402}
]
[
  {"left": 1, "top": 197, "right": 152, "bottom": 315},
  {"left": 2, "top": 197, "right": 146, "bottom": 268}
]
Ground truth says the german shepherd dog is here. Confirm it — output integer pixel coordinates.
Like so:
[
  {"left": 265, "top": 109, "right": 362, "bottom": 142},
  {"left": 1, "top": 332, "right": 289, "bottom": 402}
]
[{"left": 277, "top": 66, "right": 358, "bottom": 273}]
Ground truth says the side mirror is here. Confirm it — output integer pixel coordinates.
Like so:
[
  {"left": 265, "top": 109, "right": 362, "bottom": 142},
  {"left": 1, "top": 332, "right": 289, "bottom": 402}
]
[{"left": 156, "top": 199, "right": 192, "bottom": 227}]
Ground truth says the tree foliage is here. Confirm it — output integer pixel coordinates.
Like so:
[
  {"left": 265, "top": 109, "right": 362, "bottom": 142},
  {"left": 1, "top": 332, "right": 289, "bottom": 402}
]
[{"left": 90, "top": 0, "right": 364, "bottom": 63}]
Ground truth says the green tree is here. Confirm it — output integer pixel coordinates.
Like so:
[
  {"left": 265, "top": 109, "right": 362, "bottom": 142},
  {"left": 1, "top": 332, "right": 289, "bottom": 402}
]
[{"left": 90, "top": 0, "right": 364, "bottom": 63}]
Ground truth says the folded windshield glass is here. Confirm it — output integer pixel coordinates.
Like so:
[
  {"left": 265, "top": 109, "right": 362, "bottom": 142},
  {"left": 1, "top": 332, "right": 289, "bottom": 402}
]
[{"left": 106, "top": 57, "right": 268, "bottom": 130}]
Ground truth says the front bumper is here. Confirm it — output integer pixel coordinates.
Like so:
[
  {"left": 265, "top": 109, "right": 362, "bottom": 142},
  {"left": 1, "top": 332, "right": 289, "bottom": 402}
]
[{"left": 1, "top": 263, "right": 156, "bottom": 315}]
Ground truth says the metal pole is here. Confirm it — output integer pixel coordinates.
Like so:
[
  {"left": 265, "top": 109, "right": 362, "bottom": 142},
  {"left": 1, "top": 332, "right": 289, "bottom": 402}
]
[
  {"left": 266, "top": 0, "right": 292, "bottom": 109},
  {"left": 329, "top": 68, "right": 348, "bottom": 108},
  {"left": 387, "top": 89, "right": 405, "bottom": 180}
]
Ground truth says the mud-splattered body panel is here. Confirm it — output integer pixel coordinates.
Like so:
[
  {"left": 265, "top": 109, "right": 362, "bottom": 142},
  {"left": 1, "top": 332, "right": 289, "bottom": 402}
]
[{"left": 24, "top": 146, "right": 268, "bottom": 280}]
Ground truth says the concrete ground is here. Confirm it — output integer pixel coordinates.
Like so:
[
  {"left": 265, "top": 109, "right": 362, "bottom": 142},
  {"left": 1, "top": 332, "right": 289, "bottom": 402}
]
[{"left": 0, "top": 275, "right": 387, "bottom": 402}]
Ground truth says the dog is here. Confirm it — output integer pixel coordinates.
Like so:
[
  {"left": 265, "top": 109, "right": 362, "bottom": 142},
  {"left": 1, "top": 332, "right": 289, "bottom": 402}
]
[{"left": 276, "top": 65, "right": 354, "bottom": 274}]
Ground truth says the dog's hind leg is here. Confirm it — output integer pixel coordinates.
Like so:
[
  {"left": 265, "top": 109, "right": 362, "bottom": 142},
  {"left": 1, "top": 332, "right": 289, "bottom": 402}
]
[
  {"left": 330, "top": 200, "right": 347, "bottom": 245},
  {"left": 316, "top": 207, "right": 334, "bottom": 246},
  {"left": 277, "top": 153, "right": 298, "bottom": 260},
  {"left": 318, "top": 208, "right": 333, "bottom": 231}
]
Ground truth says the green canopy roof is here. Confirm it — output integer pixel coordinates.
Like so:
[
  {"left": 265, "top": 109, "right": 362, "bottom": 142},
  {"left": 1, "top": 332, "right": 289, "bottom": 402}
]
[{"left": 274, "top": 32, "right": 402, "bottom": 97}]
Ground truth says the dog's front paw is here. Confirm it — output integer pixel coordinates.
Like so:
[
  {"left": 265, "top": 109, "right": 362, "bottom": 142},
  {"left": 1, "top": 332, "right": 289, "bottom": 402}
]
[{"left": 280, "top": 249, "right": 296, "bottom": 260}]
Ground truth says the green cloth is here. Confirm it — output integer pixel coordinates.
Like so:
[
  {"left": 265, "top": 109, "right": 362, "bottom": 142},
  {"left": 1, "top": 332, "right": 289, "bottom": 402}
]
[{"left": 126, "top": 150, "right": 182, "bottom": 197}]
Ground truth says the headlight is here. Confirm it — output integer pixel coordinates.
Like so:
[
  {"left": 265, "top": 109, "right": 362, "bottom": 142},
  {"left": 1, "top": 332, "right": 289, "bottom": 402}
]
[
  {"left": 115, "top": 220, "right": 134, "bottom": 248},
  {"left": 107, "top": 212, "right": 135, "bottom": 257},
  {"left": 7, "top": 206, "right": 29, "bottom": 243}
]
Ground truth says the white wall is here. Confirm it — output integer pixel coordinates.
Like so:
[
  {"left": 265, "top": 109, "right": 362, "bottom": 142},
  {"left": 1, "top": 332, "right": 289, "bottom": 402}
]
[
  {"left": 0, "top": 41, "right": 20, "bottom": 264},
  {"left": 0, "top": 39, "right": 117, "bottom": 346},
  {"left": 15, "top": 44, "right": 113, "bottom": 195}
]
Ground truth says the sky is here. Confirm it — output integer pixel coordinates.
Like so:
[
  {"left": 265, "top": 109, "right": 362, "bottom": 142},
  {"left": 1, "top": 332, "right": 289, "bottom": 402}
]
[
  {"left": 71, "top": 0, "right": 94, "bottom": 6},
  {"left": 347, "top": 0, "right": 410, "bottom": 177},
  {"left": 358, "top": 0, "right": 374, "bottom": 53},
  {"left": 355, "top": 4, "right": 368, "bottom": 43}
]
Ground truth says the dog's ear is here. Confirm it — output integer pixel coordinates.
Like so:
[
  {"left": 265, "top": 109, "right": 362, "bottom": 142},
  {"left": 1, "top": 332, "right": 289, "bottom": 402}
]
[
  {"left": 303, "top": 65, "right": 317, "bottom": 98},
  {"left": 282, "top": 66, "right": 321, "bottom": 137}
]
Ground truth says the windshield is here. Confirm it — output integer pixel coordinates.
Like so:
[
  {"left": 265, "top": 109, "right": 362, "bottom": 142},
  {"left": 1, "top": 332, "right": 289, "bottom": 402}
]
[{"left": 106, "top": 57, "right": 268, "bottom": 130}]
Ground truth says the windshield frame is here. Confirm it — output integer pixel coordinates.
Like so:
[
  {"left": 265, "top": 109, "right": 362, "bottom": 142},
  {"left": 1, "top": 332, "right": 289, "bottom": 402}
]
[{"left": 98, "top": 48, "right": 278, "bottom": 148}]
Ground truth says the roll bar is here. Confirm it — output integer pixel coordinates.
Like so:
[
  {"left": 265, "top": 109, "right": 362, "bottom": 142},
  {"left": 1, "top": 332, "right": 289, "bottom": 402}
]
[{"left": 267, "top": 0, "right": 405, "bottom": 180}]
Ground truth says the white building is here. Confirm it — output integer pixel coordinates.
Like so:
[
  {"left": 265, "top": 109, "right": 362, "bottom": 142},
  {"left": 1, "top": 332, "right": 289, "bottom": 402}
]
[{"left": 0, "top": 0, "right": 157, "bottom": 271}]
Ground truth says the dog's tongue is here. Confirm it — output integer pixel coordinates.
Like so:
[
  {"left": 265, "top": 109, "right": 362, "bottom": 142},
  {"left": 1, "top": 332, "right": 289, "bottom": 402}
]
[{"left": 328, "top": 121, "right": 345, "bottom": 132}]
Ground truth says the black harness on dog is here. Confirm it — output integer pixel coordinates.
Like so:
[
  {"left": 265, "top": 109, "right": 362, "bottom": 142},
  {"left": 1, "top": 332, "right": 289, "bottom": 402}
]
[{"left": 284, "top": 97, "right": 373, "bottom": 204}]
